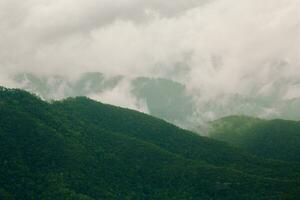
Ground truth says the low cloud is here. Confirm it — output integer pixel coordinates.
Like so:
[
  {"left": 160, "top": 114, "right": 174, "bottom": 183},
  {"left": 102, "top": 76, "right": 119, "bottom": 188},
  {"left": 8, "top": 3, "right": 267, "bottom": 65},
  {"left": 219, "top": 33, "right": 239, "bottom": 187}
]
[
  {"left": 88, "top": 79, "right": 149, "bottom": 113},
  {"left": 0, "top": 0, "right": 300, "bottom": 113}
]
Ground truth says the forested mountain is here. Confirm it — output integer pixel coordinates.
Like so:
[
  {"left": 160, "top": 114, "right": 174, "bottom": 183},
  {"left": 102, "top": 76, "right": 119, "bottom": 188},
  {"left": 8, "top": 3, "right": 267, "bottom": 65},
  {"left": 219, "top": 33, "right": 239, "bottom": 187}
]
[
  {"left": 210, "top": 116, "right": 300, "bottom": 162},
  {"left": 0, "top": 87, "right": 300, "bottom": 199},
  {"left": 13, "top": 72, "right": 300, "bottom": 129},
  {"left": 13, "top": 73, "right": 195, "bottom": 126}
]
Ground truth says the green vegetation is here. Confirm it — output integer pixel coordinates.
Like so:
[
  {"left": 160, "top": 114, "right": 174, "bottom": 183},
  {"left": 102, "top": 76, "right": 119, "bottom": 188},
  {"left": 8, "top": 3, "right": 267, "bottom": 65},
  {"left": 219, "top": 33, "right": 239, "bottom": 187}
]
[
  {"left": 210, "top": 116, "right": 300, "bottom": 162},
  {"left": 0, "top": 87, "right": 300, "bottom": 199}
]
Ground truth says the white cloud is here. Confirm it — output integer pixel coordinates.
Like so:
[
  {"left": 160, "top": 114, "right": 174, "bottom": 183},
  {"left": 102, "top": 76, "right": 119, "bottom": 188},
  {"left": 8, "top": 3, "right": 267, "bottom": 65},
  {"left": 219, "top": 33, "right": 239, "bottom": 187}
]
[
  {"left": 0, "top": 0, "right": 299, "bottom": 106},
  {"left": 88, "top": 79, "right": 149, "bottom": 113}
]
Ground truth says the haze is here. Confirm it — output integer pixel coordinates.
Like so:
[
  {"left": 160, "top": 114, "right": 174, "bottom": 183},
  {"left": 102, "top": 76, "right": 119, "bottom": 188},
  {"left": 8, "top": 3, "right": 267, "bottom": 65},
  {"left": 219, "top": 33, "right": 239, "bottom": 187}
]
[{"left": 1, "top": 0, "right": 300, "bottom": 125}]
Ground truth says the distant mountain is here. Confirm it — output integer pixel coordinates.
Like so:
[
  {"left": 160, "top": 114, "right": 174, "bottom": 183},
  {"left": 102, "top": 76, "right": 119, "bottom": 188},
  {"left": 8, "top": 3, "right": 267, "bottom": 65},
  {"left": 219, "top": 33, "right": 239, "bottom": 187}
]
[
  {"left": 12, "top": 72, "right": 300, "bottom": 132},
  {"left": 1, "top": 87, "right": 300, "bottom": 199},
  {"left": 13, "top": 72, "right": 122, "bottom": 99},
  {"left": 13, "top": 73, "right": 196, "bottom": 126},
  {"left": 210, "top": 116, "right": 300, "bottom": 162},
  {"left": 132, "top": 77, "right": 195, "bottom": 122}
]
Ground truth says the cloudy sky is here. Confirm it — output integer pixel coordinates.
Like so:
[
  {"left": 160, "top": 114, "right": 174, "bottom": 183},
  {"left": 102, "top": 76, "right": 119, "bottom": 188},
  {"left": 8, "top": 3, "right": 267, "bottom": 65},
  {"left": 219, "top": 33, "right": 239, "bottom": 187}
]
[{"left": 0, "top": 0, "right": 300, "bottom": 101}]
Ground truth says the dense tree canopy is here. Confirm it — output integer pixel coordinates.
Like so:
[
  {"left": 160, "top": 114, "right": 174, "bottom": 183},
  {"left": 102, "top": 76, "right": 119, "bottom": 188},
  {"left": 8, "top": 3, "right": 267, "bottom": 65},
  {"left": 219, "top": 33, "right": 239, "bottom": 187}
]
[
  {"left": 210, "top": 116, "right": 300, "bottom": 162},
  {"left": 0, "top": 87, "right": 299, "bottom": 199}
]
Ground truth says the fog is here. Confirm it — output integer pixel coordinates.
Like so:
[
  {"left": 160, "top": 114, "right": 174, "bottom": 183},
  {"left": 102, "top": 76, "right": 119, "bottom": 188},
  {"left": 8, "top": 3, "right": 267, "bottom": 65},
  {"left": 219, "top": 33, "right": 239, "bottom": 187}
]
[{"left": 1, "top": 0, "right": 300, "bottom": 121}]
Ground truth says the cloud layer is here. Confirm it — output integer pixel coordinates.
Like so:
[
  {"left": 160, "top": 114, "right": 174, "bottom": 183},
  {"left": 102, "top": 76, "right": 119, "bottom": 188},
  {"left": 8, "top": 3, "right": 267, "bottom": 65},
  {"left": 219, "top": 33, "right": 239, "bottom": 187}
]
[{"left": 1, "top": 0, "right": 300, "bottom": 106}]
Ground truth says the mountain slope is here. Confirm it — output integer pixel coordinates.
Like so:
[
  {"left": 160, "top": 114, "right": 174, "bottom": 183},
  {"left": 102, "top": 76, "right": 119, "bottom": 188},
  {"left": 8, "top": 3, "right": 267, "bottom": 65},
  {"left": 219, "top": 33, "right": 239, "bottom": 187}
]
[
  {"left": 12, "top": 72, "right": 300, "bottom": 138},
  {"left": 210, "top": 116, "right": 300, "bottom": 162},
  {"left": 0, "top": 87, "right": 300, "bottom": 199},
  {"left": 52, "top": 97, "right": 300, "bottom": 179}
]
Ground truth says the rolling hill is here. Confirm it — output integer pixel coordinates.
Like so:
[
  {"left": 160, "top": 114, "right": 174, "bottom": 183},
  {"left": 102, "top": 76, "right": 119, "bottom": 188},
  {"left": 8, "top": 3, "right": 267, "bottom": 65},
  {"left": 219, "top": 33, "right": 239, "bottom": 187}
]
[{"left": 210, "top": 116, "right": 300, "bottom": 162}]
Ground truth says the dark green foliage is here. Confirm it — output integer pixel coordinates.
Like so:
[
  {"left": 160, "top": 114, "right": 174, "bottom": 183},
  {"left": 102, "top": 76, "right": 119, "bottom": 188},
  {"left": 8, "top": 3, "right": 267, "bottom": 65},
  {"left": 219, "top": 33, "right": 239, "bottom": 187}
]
[
  {"left": 0, "top": 87, "right": 300, "bottom": 199},
  {"left": 210, "top": 116, "right": 300, "bottom": 162}
]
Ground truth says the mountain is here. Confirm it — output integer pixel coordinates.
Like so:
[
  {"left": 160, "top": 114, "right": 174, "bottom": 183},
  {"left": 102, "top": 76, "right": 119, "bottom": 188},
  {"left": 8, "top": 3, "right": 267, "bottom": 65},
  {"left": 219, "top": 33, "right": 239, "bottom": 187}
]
[
  {"left": 13, "top": 73, "right": 196, "bottom": 126},
  {"left": 132, "top": 77, "right": 195, "bottom": 123},
  {"left": 210, "top": 116, "right": 300, "bottom": 162},
  {"left": 0, "top": 87, "right": 300, "bottom": 199},
  {"left": 13, "top": 72, "right": 122, "bottom": 100},
  {"left": 12, "top": 72, "right": 300, "bottom": 131}
]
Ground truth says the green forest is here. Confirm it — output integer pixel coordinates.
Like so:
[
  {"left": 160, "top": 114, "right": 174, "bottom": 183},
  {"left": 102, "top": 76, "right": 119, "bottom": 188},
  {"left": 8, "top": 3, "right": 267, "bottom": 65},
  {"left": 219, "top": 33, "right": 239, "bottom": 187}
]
[{"left": 0, "top": 87, "right": 300, "bottom": 199}]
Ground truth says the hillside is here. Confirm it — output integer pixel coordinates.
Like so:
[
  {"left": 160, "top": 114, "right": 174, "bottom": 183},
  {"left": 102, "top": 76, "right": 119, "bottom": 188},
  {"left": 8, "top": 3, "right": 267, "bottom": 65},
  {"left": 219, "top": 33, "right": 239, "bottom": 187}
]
[
  {"left": 14, "top": 73, "right": 196, "bottom": 125},
  {"left": 0, "top": 87, "right": 300, "bottom": 199},
  {"left": 13, "top": 73, "right": 300, "bottom": 128},
  {"left": 210, "top": 116, "right": 300, "bottom": 162}
]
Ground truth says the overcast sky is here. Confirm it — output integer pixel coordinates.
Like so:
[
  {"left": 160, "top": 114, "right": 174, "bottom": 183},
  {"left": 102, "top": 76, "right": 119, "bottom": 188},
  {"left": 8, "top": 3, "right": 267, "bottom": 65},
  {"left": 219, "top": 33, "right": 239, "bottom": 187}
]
[{"left": 0, "top": 0, "right": 300, "bottom": 100}]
